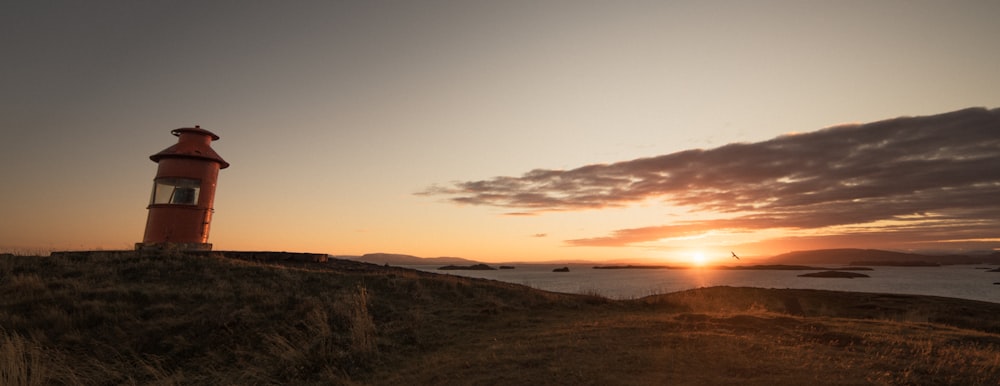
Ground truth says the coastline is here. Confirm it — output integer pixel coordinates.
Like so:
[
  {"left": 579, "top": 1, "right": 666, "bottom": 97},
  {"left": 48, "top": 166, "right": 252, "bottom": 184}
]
[{"left": 408, "top": 263, "right": 1000, "bottom": 304}]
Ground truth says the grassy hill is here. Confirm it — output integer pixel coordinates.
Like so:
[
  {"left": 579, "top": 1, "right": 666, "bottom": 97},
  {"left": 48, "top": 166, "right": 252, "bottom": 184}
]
[{"left": 2, "top": 252, "right": 1000, "bottom": 385}]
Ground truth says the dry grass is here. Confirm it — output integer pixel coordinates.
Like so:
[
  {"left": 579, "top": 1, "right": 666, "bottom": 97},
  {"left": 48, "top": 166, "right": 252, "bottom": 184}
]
[
  {"left": 1, "top": 252, "right": 999, "bottom": 384},
  {"left": 350, "top": 286, "right": 377, "bottom": 355},
  {"left": 1, "top": 329, "right": 47, "bottom": 386},
  {"left": 373, "top": 307, "right": 1000, "bottom": 385}
]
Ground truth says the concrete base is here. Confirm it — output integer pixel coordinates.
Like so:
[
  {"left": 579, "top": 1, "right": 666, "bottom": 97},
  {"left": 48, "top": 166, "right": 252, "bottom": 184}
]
[{"left": 135, "top": 242, "right": 213, "bottom": 252}]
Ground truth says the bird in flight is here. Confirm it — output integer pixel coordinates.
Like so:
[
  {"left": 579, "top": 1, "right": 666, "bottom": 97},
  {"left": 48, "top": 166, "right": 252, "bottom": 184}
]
[{"left": 731, "top": 251, "right": 740, "bottom": 260}]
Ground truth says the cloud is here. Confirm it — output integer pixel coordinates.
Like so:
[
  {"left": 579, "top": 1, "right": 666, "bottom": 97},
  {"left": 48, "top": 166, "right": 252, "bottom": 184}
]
[{"left": 422, "top": 107, "right": 1000, "bottom": 248}]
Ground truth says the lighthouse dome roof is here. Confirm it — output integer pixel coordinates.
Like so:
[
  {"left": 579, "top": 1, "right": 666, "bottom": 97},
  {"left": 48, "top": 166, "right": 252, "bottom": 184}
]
[{"left": 149, "top": 126, "right": 229, "bottom": 168}]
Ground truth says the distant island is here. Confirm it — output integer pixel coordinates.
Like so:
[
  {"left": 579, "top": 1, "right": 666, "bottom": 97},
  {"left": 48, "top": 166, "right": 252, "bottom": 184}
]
[
  {"left": 439, "top": 264, "right": 496, "bottom": 271},
  {"left": 553, "top": 266, "right": 570, "bottom": 272},
  {"left": 353, "top": 253, "right": 481, "bottom": 266},
  {"left": 799, "top": 271, "right": 871, "bottom": 278}
]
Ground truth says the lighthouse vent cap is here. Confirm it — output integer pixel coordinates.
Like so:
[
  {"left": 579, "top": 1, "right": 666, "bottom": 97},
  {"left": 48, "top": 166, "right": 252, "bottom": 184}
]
[{"left": 171, "top": 125, "right": 220, "bottom": 140}]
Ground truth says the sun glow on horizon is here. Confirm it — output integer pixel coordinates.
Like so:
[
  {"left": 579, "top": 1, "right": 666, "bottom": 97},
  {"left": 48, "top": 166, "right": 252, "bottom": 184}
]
[{"left": 690, "top": 251, "right": 708, "bottom": 267}]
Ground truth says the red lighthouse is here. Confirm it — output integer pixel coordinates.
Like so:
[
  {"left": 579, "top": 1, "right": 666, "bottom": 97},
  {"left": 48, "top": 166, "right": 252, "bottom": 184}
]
[{"left": 137, "top": 126, "right": 229, "bottom": 251}]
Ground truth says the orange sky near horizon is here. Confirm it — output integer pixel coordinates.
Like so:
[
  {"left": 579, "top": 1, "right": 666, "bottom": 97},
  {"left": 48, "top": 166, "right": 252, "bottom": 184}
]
[{"left": 2, "top": 1, "right": 999, "bottom": 264}]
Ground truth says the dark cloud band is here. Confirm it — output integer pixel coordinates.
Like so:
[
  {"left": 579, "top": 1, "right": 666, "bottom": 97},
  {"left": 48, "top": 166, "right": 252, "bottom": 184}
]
[{"left": 421, "top": 107, "right": 1000, "bottom": 248}]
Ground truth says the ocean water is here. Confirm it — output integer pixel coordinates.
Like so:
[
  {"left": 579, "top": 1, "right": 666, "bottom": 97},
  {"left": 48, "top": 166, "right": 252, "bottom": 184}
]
[{"left": 406, "top": 264, "right": 1000, "bottom": 303}]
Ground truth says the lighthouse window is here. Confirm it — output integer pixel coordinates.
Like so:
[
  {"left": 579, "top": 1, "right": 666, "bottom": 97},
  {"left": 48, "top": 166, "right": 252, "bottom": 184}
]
[{"left": 150, "top": 178, "right": 201, "bottom": 205}]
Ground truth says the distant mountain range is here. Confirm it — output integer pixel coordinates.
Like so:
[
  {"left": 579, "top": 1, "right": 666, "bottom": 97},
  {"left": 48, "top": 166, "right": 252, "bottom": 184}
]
[
  {"left": 349, "top": 253, "right": 480, "bottom": 266},
  {"left": 767, "top": 248, "right": 1000, "bottom": 265},
  {"left": 342, "top": 249, "right": 1000, "bottom": 267}
]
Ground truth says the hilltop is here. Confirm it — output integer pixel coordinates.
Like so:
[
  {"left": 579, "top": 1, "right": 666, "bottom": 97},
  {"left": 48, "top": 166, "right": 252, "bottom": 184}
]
[{"left": 2, "top": 252, "right": 999, "bottom": 384}]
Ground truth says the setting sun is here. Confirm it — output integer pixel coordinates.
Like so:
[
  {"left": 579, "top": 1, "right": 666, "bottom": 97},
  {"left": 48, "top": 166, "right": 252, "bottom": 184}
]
[{"left": 690, "top": 251, "right": 708, "bottom": 267}]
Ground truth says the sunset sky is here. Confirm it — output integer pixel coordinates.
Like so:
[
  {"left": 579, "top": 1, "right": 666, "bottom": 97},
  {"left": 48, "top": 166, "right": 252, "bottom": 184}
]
[{"left": 2, "top": 1, "right": 999, "bottom": 263}]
